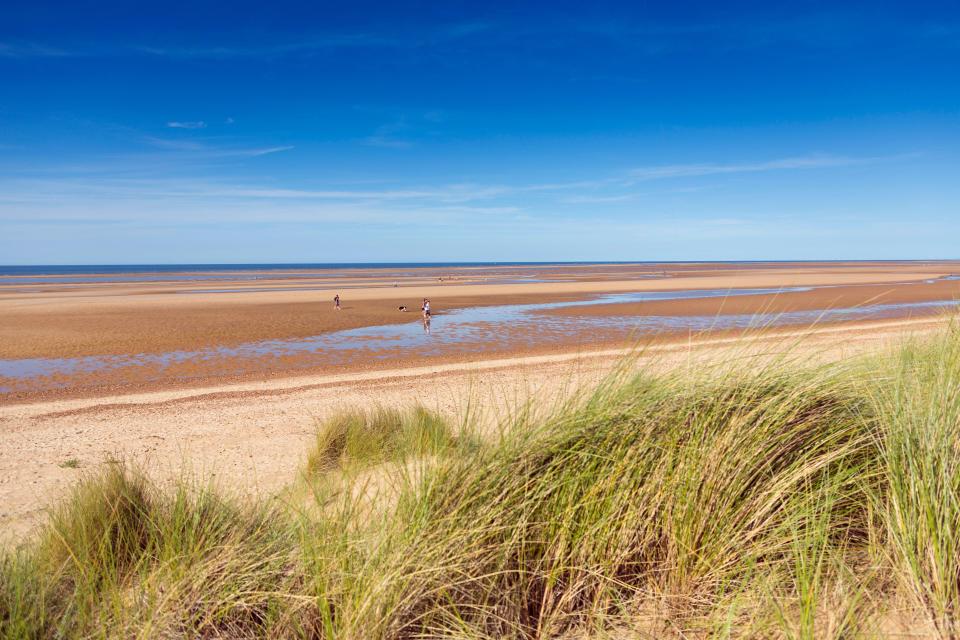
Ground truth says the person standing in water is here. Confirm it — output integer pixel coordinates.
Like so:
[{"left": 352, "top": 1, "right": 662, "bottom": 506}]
[
  {"left": 334, "top": 294, "right": 341, "bottom": 311},
  {"left": 421, "top": 298, "right": 431, "bottom": 334}
]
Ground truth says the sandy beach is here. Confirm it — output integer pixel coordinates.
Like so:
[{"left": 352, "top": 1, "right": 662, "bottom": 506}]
[{"left": 2, "top": 261, "right": 958, "bottom": 401}]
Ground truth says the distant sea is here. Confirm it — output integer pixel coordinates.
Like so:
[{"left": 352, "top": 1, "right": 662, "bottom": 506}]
[
  {"left": 1, "top": 259, "right": 946, "bottom": 277},
  {"left": 0, "top": 260, "right": 948, "bottom": 286},
  {"left": 0, "top": 262, "right": 617, "bottom": 276},
  {"left": 0, "top": 262, "right": 627, "bottom": 285}
]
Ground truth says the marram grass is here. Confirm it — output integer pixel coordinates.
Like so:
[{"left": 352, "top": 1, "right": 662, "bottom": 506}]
[
  {"left": 305, "top": 405, "right": 477, "bottom": 475},
  {"left": 4, "top": 327, "right": 960, "bottom": 638}
]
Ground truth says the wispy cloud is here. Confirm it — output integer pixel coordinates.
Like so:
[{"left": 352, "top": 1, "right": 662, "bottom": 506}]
[
  {"left": 0, "top": 41, "right": 73, "bottom": 58},
  {"left": 559, "top": 194, "right": 635, "bottom": 204},
  {"left": 0, "top": 177, "right": 510, "bottom": 207},
  {"left": 362, "top": 133, "right": 413, "bottom": 149},
  {"left": 140, "top": 135, "right": 293, "bottom": 158},
  {"left": 241, "top": 145, "right": 294, "bottom": 157},
  {"left": 166, "top": 121, "right": 207, "bottom": 129},
  {"left": 0, "top": 151, "right": 919, "bottom": 221},
  {"left": 628, "top": 153, "right": 912, "bottom": 181},
  {"left": 360, "top": 114, "right": 433, "bottom": 149},
  {"left": 140, "top": 136, "right": 207, "bottom": 151},
  {"left": 146, "top": 182, "right": 503, "bottom": 202},
  {"left": 171, "top": 186, "right": 437, "bottom": 200},
  {"left": 134, "top": 23, "right": 491, "bottom": 60},
  {"left": 3, "top": 14, "right": 957, "bottom": 64},
  {"left": 134, "top": 34, "right": 402, "bottom": 59},
  {"left": 2, "top": 33, "right": 410, "bottom": 60}
]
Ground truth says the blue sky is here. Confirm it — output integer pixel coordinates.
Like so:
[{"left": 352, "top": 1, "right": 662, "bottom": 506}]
[{"left": 1, "top": 0, "right": 958, "bottom": 263}]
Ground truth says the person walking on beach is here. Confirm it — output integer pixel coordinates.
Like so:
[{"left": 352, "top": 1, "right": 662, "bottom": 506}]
[{"left": 334, "top": 294, "right": 341, "bottom": 311}]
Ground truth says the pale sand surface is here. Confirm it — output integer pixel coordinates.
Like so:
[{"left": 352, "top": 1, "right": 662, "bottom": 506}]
[{"left": 0, "top": 313, "right": 947, "bottom": 543}]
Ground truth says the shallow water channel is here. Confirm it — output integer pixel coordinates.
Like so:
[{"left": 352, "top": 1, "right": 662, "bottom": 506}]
[{"left": 1, "top": 286, "right": 957, "bottom": 392}]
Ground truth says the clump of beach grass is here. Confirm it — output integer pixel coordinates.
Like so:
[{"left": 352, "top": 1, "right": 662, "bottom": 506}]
[
  {"left": 305, "top": 405, "right": 477, "bottom": 475},
  {"left": 869, "top": 325, "right": 960, "bottom": 637},
  {"left": 5, "top": 324, "right": 960, "bottom": 638},
  {"left": 1, "top": 464, "right": 311, "bottom": 638},
  {"left": 352, "top": 357, "right": 877, "bottom": 638}
]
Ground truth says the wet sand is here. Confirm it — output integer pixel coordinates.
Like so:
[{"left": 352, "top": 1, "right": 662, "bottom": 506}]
[
  {"left": 548, "top": 279, "right": 960, "bottom": 318},
  {"left": 2, "top": 262, "right": 959, "bottom": 401}
]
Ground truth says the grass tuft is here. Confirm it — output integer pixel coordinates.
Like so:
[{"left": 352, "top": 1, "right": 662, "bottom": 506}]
[
  {"left": 2, "top": 465, "right": 309, "bottom": 638},
  {"left": 872, "top": 324, "right": 960, "bottom": 637},
  {"left": 306, "top": 405, "right": 476, "bottom": 475}
]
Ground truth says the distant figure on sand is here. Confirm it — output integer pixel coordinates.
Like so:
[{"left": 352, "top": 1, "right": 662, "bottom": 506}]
[
  {"left": 398, "top": 305, "right": 408, "bottom": 312},
  {"left": 421, "top": 298, "right": 431, "bottom": 334},
  {"left": 334, "top": 294, "right": 340, "bottom": 311}
]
